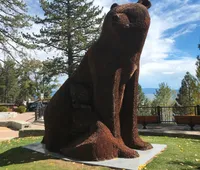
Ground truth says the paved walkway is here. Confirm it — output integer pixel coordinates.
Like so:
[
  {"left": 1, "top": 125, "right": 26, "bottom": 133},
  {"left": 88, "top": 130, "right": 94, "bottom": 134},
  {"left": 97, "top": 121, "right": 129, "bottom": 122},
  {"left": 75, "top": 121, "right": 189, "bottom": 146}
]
[
  {"left": 0, "top": 112, "right": 200, "bottom": 141},
  {"left": 0, "top": 127, "right": 18, "bottom": 141},
  {"left": 8, "top": 112, "right": 35, "bottom": 122},
  {"left": 138, "top": 124, "right": 200, "bottom": 139},
  {"left": 0, "top": 112, "right": 36, "bottom": 141}
]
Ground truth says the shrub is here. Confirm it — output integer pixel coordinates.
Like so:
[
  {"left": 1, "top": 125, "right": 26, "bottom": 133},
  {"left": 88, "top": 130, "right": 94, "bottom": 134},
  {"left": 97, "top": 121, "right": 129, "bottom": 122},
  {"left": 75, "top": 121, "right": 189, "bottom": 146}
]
[
  {"left": 15, "top": 106, "right": 27, "bottom": 113},
  {"left": 0, "top": 106, "right": 9, "bottom": 112}
]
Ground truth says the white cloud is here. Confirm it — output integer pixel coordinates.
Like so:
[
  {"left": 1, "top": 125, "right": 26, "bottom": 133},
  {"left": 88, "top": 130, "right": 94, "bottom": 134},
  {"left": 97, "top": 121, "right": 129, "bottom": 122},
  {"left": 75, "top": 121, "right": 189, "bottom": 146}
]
[
  {"left": 162, "top": 72, "right": 175, "bottom": 75},
  {"left": 170, "top": 24, "right": 198, "bottom": 39},
  {"left": 140, "top": 0, "right": 200, "bottom": 88},
  {"left": 139, "top": 57, "right": 196, "bottom": 89},
  {"left": 25, "top": 0, "right": 200, "bottom": 89}
]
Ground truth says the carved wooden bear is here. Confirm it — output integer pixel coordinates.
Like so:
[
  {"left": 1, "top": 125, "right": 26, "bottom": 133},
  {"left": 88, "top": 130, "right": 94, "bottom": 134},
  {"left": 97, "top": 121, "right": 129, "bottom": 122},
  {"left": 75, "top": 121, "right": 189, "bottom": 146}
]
[{"left": 42, "top": 0, "right": 152, "bottom": 161}]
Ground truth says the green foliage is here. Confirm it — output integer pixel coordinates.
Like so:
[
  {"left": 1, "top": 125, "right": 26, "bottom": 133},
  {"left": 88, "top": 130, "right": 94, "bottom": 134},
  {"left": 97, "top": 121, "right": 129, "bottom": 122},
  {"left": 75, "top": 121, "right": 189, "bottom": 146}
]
[
  {"left": 15, "top": 106, "right": 26, "bottom": 113},
  {"left": 0, "top": 136, "right": 199, "bottom": 170},
  {"left": 196, "top": 56, "right": 200, "bottom": 80},
  {"left": 138, "top": 84, "right": 152, "bottom": 115},
  {"left": 0, "top": 57, "right": 58, "bottom": 103},
  {"left": 197, "top": 43, "right": 200, "bottom": 79},
  {"left": 17, "top": 58, "right": 59, "bottom": 101},
  {"left": 0, "top": 0, "right": 35, "bottom": 60},
  {"left": 194, "top": 45, "right": 200, "bottom": 105},
  {"left": 176, "top": 72, "right": 197, "bottom": 104},
  {"left": 0, "top": 106, "right": 8, "bottom": 112},
  {"left": 0, "top": 58, "right": 20, "bottom": 103},
  {"left": 152, "top": 82, "right": 174, "bottom": 107},
  {"left": 24, "top": 0, "right": 105, "bottom": 77},
  {"left": 173, "top": 45, "right": 200, "bottom": 115},
  {"left": 138, "top": 84, "right": 150, "bottom": 106},
  {"left": 174, "top": 72, "right": 197, "bottom": 115}
]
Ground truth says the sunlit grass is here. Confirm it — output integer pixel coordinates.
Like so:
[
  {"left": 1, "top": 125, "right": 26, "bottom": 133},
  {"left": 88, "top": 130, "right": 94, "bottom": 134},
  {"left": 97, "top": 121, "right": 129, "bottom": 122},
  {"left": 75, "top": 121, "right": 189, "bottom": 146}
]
[
  {"left": 0, "top": 136, "right": 199, "bottom": 170},
  {"left": 141, "top": 136, "right": 200, "bottom": 170},
  {"left": 0, "top": 137, "right": 109, "bottom": 170}
]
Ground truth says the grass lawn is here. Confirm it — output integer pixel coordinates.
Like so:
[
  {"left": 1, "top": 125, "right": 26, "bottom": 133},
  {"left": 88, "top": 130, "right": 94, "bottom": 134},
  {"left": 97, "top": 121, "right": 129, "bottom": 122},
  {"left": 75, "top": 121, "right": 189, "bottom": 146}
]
[{"left": 0, "top": 136, "right": 199, "bottom": 170}]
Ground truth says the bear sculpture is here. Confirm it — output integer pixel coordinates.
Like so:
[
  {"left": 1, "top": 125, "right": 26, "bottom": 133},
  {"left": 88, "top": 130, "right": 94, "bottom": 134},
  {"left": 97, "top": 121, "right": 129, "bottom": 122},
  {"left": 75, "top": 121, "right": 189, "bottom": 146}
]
[{"left": 42, "top": 0, "right": 152, "bottom": 161}]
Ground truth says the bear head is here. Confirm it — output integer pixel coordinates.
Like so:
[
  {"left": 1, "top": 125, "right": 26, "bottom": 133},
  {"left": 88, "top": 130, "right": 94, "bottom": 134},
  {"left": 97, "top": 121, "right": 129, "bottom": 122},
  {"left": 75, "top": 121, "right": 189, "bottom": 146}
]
[{"left": 101, "top": 0, "right": 151, "bottom": 50}]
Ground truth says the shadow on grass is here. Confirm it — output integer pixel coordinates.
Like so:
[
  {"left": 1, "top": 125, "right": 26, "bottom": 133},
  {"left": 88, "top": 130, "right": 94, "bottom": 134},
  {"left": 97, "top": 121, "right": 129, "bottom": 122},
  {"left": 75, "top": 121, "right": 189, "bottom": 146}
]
[
  {"left": 0, "top": 147, "right": 52, "bottom": 167},
  {"left": 170, "top": 160, "right": 200, "bottom": 170}
]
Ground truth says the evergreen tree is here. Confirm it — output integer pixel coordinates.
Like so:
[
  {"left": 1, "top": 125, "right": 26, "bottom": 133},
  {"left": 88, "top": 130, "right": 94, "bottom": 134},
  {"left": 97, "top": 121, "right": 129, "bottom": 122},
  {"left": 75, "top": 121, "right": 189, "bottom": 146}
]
[
  {"left": 24, "top": 0, "right": 104, "bottom": 77},
  {"left": 0, "top": 0, "right": 34, "bottom": 60},
  {"left": 194, "top": 44, "right": 200, "bottom": 105},
  {"left": 137, "top": 84, "right": 151, "bottom": 115},
  {"left": 0, "top": 63, "right": 5, "bottom": 102},
  {"left": 138, "top": 84, "right": 151, "bottom": 106},
  {"left": 196, "top": 56, "right": 200, "bottom": 80},
  {"left": 17, "top": 58, "right": 58, "bottom": 102},
  {"left": 150, "top": 83, "right": 175, "bottom": 121},
  {"left": 152, "top": 82, "right": 174, "bottom": 107},
  {"left": 174, "top": 72, "right": 197, "bottom": 115},
  {"left": 0, "top": 58, "right": 19, "bottom": 103},
  {"left": 16, "top": 59, "right": 39, "bottom": 102}
]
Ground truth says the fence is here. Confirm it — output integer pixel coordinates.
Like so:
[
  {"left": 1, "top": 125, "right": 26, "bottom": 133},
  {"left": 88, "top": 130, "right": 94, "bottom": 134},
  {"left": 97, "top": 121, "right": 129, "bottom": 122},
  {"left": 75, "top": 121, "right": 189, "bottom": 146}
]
[
  {"left": 35, "top": 104, "right": 200, "bottom": 122},
  {"left": 35, "top": 104, "right": 47, "bottom": 121},
  {"left": 138, "top": 105, "right": 200, "bottom": 123}
]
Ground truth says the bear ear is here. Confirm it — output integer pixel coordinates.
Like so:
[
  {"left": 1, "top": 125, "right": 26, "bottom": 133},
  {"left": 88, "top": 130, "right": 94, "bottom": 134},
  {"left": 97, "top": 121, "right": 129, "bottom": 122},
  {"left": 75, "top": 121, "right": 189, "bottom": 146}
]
[
  {"left": 110, "top": 3, "right": 119, "bottom": 10},
  {"left": 137, "top": 0, "right": 151, "bottom": 9}
]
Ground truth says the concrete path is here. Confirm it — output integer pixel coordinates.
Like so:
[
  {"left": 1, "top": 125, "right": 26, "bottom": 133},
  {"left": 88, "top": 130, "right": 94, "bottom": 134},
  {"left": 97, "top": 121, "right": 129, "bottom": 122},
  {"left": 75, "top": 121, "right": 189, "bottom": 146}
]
[
  {"left": 0, "top": 127, "right": 18, "bottom": 141},
  {"left": 0, "top": 112, "right": 36, "bottom": 141},
  {"left": 8, "top": 112, "right": 35, "bottom": 122},
  {"left": 138, "top": 124, "right": 200, "bottom": 139},
  {"left": 0, "top": 112, "right": 200, "bottom": 141}
]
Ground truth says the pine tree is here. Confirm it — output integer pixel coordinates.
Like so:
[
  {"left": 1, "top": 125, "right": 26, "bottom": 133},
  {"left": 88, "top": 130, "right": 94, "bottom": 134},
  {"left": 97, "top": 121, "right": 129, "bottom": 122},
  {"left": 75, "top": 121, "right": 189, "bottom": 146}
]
[
  {"left": 174, "top": 72, "right": 197, "bottom": 115},
  {"left": 0, "top": 0, "right": 34, "bottom": 61},
  {"left": 16, "top": 59, "right": 38, "bottom": 102},
  {"left": 196, "top": 56, "right": 200, "bottom": 80},
  {"left": 152, "top": 82, "right": 174, "bottom": 107},
  {"left": 0, "top": 63, "right": 5, "bottom": 102},
  {"left": 176, "top": 72, "right": 197, "bottom": 106},
  {"left": 24, "top": 0, "right": 104, "bottom": 77},
  {"left": 0, "top": 58, "right": 19, "bottom": 103},
  {"left": 137, "top": 84, "right": 151, "bottom": 115},
  {"left": 150, "top": 83, "right": 175, "bottom": 121},
  {"left": 194, "top": 43, "right": 200, "bottom": 105},
  {"left": 138, "top": 84, "right": 151, "bottom": 106},
  {"left": 17, "top": 58, "right": 58, "bottom": 102}
]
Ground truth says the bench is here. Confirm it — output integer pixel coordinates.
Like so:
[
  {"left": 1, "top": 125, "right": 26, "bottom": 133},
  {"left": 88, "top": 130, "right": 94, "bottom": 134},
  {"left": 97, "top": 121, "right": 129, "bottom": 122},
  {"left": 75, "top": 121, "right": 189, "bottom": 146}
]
[
  {"left": 137, "top": 116, "right": 160, "bottom": 129},
  {"left": 174, "top": 116, "right": 200, "bottom": 130}
]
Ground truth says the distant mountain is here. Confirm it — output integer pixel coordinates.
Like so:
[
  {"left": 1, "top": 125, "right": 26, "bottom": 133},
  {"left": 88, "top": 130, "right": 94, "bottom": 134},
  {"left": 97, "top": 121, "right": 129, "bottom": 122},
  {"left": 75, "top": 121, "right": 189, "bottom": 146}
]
[
  {"left": 142, "top": 88, "right": 156, "bottom": 100},
  {"left": 142, "top": 88, "right": 178, "bottom": 101},
  {"left": 142, "top": 88, "right": 157, "bottom": 94},
  {"left": 51, "top": 88, "right": 178, "bottom": 101}
]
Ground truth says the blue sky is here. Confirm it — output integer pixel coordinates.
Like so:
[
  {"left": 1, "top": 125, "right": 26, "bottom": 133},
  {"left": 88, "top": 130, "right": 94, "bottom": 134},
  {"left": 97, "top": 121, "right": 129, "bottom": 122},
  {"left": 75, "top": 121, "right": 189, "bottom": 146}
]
[{"left": 25, "top": 0, "right": 200, "bottom": 89}]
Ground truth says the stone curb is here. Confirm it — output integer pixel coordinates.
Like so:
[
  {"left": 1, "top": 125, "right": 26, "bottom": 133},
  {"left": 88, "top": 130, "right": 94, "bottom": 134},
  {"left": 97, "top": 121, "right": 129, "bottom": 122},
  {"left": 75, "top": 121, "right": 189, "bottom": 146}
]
[
  {"left": 18, "top": 128, "right": 200, "bottom": 139},
  {"left": 19, "top": 129, "right": 44, "bottom": 137},
  {"left": 0, "top": 120, "right": 31, "bottom": 130},
  {"left": 139, "top": 130, "right": 200, "bottom": 139}
]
